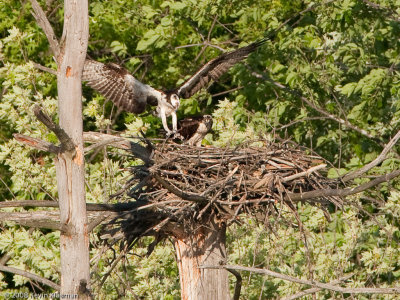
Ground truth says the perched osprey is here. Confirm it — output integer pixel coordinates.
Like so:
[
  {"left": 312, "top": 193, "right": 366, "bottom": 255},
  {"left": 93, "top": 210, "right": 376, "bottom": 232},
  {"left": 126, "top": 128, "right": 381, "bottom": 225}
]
[
  {"left": 178, "top": 115, "right": 213, "bottom": 146},
  {"left": 82, "top": 37, "right": 267, "bottom": 136}
]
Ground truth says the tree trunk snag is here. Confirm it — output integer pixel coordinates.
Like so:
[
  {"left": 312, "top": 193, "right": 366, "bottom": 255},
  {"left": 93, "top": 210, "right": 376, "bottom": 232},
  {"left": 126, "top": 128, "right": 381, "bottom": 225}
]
[
  {"left": 174, "top": 219, "right": 230, "bottom": 300},
  {"left": 55, "top": 0, "right": 90, "bottom": 297}
]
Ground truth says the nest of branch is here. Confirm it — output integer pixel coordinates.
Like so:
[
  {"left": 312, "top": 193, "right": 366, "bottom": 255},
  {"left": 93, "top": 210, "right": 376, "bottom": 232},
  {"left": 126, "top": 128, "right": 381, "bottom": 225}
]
[{"left": 103, "top": 139, "right": 341, "bottom": 246}]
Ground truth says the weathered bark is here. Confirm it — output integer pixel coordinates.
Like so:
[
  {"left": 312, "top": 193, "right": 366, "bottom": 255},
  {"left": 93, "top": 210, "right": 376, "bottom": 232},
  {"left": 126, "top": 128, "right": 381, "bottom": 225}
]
[
  {"left": 174, "top": 219, "right": 230, "bottom": 300},
  {"left": 55, "top": 0, "right": 90, "bottom": 297}
]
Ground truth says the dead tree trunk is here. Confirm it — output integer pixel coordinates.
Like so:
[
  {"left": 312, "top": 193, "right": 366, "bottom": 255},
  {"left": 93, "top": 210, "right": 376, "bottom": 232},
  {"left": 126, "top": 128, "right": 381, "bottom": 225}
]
[
  {"left": 55, "top": 0, "right": 90, "bottom": 297},
  {"left": 174, "top": 219, "right": 230, "bottom": 300}
]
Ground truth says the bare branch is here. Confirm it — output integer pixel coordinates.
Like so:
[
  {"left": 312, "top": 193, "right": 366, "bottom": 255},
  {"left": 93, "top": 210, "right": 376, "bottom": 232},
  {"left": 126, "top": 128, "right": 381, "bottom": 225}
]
[
  {"left": 0, "top": 254, "right": 12, "bottom": 266},
  {"left": 211, "top": 86, "right": 243, "bottom": 98},
  {"left": 84, "top": 137, "right": 129, "bottom": 153},
  {"left": 14, "top": 133, "right": 60, "bottom": 154},
  {"left": 175, "top": 43, "right": 203, "bottom": 50},
  {"left": 281, "top": 274, "right": 355, "bottom": 300},
  {"left": 88, "top": 214, "right": 112, "bottom": 232},
  {"left": 342, "top": 129, "right": 400, "bottom": 182},
  {"left": 83, "top": 132, "right": 131, "bottom": 150},
  {"left": 153, "top": 173, "right": 208, "bottom": 203},
  {"left": 33, "top": 105, "right": 75, "bottom": 152},
  {"left": 282, "top": 164, "right": 326, "bottom": 182},
  {"left": 83, "top": 131, "right": 152, "bottom": 164},
  {"left": 227, "top": 268, "right": 242, "bottom": 300},
  {"left": 0, "top": 211, "right": 62, "bottom": 230},
  {"left": 0, "top": 211, "right": 117, "bottom": 231},
  {"left": 0, "top": 200, "right": 59, "bottom": 208},
  {"left": 33, "top": 62, "right": 57, "bottom": 75},
  {"left": 0, "top": 264, "right": 60, "bottom": 291},
  {"left": 288, "top": 169, "right": 400, "bottom": 202},
  {"left": 30, "top": 0, "right": 60, "bottom": 59},
  {"left": 0, "top": 200, "right": 144, "bottom": 212},
  {"left": 200, "top": 265, "right": 400, "bottom": 294}
]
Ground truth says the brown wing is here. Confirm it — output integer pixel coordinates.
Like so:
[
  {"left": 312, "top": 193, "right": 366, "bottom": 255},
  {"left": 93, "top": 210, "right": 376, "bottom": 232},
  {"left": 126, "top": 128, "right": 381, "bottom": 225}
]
[
  {"left": 82, "top": 60, "right": 161, "bottom": 114},
  {"left": 177, "top": 117, "right": 201, "bottom": 139},
  {"left": 178, "top": 115, "right": 213, "bottom": 139},
  {"left": 176, "top": 38, "right": 268, "bottom": 99}
]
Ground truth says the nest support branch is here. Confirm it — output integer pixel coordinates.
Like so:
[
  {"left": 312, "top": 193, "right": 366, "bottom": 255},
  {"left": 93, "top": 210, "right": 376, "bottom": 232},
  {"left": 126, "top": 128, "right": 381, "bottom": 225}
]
[{"left": 65, "top": 133, "right": 399, "bottom": 248}]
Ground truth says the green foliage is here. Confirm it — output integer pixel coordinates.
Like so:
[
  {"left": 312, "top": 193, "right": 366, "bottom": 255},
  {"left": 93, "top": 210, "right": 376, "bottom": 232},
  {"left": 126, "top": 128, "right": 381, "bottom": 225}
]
[{"left": 2, "top": 0, "right": 400, "bottom": 298}]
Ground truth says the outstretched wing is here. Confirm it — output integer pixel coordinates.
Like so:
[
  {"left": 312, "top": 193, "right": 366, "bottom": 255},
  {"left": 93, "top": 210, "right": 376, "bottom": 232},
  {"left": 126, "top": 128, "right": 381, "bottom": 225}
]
[
  {"left": 175, "top": 38, "right": 268, "bottom": 99},
  {"left": 82, "top": 60, "right": 160, "bottom": 114}
]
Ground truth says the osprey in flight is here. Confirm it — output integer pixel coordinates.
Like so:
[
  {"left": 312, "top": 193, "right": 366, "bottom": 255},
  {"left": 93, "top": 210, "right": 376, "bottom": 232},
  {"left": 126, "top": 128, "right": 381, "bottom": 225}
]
[{"left": 82, "top": 37, "right": 267, "bottom": 136}]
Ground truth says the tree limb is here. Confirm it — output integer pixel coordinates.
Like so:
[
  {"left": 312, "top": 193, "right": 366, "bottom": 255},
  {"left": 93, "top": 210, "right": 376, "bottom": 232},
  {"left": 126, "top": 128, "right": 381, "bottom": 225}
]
[
  {"left": 153, "top": 173, "right": 208, "bottom": 203},
  {"left": 227, "top": 268, "right": 242, "bottom": 300},
  {"left": 0, "top": 211, "right": 62, "bottom": 230},
  {"left": 33, "top": 105, "right": 75, "bottom": 153},
  {"left": 282, "top": 164, "right": 326, "bottom": 182},
  {"left": 0, "top": 200, "right": 145, "bottom": 212},
  {"left": 83, "top": 131, "right": 152, "bottom": 164},
  {"left": 281, "top": 274, "right": 355, "bottom": 300},
  {"left": 30, "top": 0, "right": 60, "bottom": 59},
  {"left": 0, "top": 264, "right": 60, "bottom": 291},
  {"left": 342, "top": 129, "right": 400, "bottom": 182},
  {"left": 0, "top": 211, "right": 118, "bottom": 231},
  {"left": 287, "top": 169, "right": 400, "bottom": 202},
  {"left": 33, "top": 62, "right": 57, "bottom": 75},
  {"left": 83, "top": 132, "right": 132, "bottom": 151},
  {"left": 200, "top": 265, "right": 400, "bottom": 294},
  {"left": 14, "top": 133, "right": 60, "bottom": 154}
]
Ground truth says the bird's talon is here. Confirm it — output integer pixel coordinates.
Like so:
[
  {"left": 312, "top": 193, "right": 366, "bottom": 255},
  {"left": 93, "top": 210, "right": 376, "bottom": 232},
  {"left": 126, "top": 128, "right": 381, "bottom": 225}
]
[{"left": 173, "top": 133, "right": 184, "bottom": 140}]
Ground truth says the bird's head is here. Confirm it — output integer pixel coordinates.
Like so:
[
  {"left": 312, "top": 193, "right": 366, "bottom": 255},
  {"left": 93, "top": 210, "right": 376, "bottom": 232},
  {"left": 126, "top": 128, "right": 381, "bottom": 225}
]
[
  {"left": 203, "top": 115, "right": 213, "bottom": 129},
  {"left": 167, "top": 93, "right": 180, "bottom": 110}
]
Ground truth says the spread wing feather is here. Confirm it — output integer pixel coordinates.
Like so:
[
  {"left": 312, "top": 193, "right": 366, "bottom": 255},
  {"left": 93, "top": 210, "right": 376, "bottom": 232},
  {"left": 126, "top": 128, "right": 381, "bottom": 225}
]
[
  {"left": 176, "top": 38, "right": 268, "bottom": 99},
  {"left": 82, "top": 60, "right": 160, "bottom": 114}
]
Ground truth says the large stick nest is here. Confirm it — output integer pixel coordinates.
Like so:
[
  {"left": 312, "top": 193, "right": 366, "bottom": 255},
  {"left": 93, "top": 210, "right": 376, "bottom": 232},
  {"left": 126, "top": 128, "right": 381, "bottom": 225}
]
[{"left": 104, "top": 139, "right": 342, "bottom": 245}]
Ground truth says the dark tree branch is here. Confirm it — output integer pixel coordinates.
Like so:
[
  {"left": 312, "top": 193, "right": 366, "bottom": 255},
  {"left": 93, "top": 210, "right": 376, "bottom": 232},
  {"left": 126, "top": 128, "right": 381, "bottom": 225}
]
[
  {"left": 227, "top": 268, "right": 242, "bottom": 300},
  {"left": 33, "top": 105, "right": 75, "bottom": 153},
  {"left": 30, "top": 0, "right": 60, "bottom": 59},
  {"left": 0, "top": 264, "right": 60, "bottom": 291},
  {"left": 201, "top": 265, "right": 400, "bottom": 294}
]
